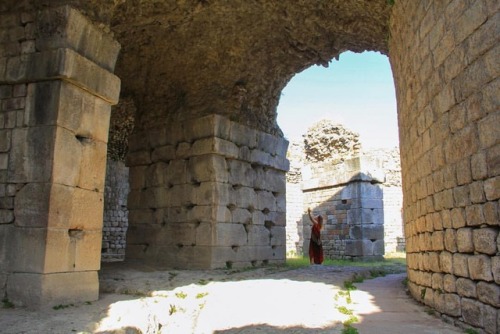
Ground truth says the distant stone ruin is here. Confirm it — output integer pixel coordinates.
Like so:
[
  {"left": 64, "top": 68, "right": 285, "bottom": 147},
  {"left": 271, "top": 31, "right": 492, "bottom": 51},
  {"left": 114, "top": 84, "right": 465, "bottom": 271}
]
[{"left": 286, "top": 120, "right": 403, "bottom": 260}]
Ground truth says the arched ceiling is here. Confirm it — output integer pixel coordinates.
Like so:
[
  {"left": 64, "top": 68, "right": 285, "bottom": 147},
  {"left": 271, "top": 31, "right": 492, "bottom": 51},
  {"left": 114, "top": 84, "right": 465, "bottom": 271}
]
[{"left": 4, "top": 0, "right": 391, "bottom": 135}]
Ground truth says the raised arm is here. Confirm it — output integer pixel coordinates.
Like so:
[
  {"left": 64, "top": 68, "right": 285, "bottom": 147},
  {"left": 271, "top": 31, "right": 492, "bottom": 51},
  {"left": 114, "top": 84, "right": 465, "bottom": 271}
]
[{"left": 307, "top": 208, "right": 317, "bottom": 225}]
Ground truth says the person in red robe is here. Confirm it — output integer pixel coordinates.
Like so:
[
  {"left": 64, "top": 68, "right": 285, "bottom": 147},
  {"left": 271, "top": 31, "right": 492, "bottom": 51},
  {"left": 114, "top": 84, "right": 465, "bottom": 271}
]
[{"left": 308, "top": 208, "right": 324, "bottom": 265}]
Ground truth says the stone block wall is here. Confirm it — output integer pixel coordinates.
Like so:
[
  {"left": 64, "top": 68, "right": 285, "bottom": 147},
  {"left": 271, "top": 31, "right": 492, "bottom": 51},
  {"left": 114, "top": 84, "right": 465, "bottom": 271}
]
[
  {"left": 126, "top": 114, "right": 289, "bottom": 269},
  {"left": 102, "top": 160, "right": 129, "bottom": 261},
  {"left": 302, "top": 156, "right": 386, "bottom": 260},
  {"left": 0, "top": 6, "right": 120, "bottom": 308},
  {"left": 390, "top": 1, "right": 499, "bottom": 332}
]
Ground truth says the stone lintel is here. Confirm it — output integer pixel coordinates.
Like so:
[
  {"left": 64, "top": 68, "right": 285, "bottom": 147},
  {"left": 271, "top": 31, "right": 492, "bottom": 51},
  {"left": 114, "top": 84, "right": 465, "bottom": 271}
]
[
  {"left": 1, "top": 48, "right": 120, "bottom": 104},
  {"left": 34, "top": 5, "right": 121, "bottom": 72},
  {"left": 302, "top": 155, "right": 386, "bottom": 191}
]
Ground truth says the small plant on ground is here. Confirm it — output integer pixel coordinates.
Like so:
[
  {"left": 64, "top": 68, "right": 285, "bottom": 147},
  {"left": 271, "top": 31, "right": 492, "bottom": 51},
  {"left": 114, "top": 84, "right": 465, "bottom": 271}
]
[
  {"left": 175, "top": 291, "right": 188, "bottom": 299},
  {"left": 351, "top": 275, "right": 365, "bottom": 283},
  {"left": 196, "top": 292, "right": 209, "bottom": 299},
  {"left": 344, "top": 280, "right": 358, "bottom": 291},
  {"left": 401, "top": 277, "right": 408, "bottom": 287},
  {"left": 53, "top": 304, "right": 74, "bottom": 310},
  {"left": 424, "top": 307, "right": 435, "bottom": 316},
  {"left": 2, "top": 298, "right": 14, "bottom": 309},
  {"left": 198, "top": 279, "right": 210, "bottom": 286},
  {"left": 465, "top": 329, "right": 479, "bottom": 334},
  {"left": 169, "top": 304, "right": 177, "bottom": 315},
  {"left": 337, "top": 306, "right": 353, "bottom": 315},
  {"left": 341, "top": 324, "right": 359, "bottom": 334}
]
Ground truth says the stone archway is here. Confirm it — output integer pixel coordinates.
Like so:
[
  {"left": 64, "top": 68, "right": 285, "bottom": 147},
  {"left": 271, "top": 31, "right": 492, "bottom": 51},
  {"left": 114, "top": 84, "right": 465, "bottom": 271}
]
[{"left": 0, "top": 2, "right": 498, "bottom": 333}]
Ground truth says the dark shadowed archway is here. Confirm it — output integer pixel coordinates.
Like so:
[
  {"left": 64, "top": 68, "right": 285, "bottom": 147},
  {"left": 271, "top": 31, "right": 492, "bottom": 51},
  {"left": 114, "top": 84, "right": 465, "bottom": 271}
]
[{"left": 0, "top": 3, "right": 498, "bottom": 334}]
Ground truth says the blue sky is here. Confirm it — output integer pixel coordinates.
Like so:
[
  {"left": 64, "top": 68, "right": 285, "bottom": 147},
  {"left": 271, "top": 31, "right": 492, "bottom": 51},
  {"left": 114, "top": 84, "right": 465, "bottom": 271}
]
[{"left": 276, "top": 51, "right": 399, "bottom": 149}]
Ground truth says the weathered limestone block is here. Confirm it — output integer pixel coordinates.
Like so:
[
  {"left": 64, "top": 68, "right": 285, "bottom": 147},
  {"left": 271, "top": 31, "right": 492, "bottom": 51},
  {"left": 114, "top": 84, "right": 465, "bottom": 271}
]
[
  {"left": 432, "top": 273, "right": 444, "bottom": 291},
  {"left": 457, "top": 228, "right": 474, "bottom": 253},
  {"left": 254, "top": 167, "right": 286, "bottom": 193},
  {"left": 444, "top": 229, "right": 457, "bottom": 252},
  {"left": 456, "top": 278, "right": 477, "bottom": 298},
  {"left": 484, "top": 176, "right": 500, "bottom": 201},
  {"left": 373, "top": 239, "right": 384, "bottom": 256},
  {"left": 431, "top": 231, "right": 445, "bottom": 251},
  {"left": 256, "top": 190, "right": 276, "bottom": 212},
  {"left": 453, "top": 253, "right": 470, "bottom": 277},
  {"left": 4, "top": 49, "right": 120, "bottom": 104},
  {"left": 443, "top": 274, "right": 457, "bottom": 293},
  {"left": 461, "top": 298, "right": 484, "bottom": 329},
  {"left": 483, "top": 304, "right": 498, "bottom": 334},
  {"left": 214, "top": 223, "right": 248, "bottom": 247},
  {"left": 429, "top": 252, "right": 441, "bottom": 273},
  {"left": 477, "top": 282, "right": 500, "bottom": 308},
  {"left": 345, "top": 240, "right": 374, "bottom": 256},
  {"left": 6, "top": 271, "right": 98, "bottom": 309},
  {"left": 229, "top": 122, "right": 257, "bottom": 149},
  {"left": 187, "top": 114, "right": 231, "bottom": 142},
  {"left": 349, "top": 225, "right": 384, "bottom": 240},
  {"left": 191, "top": 137, "right": 239, "bottom": 159},
  {"left": 468, "top": 255, "right": 493, "bottom": 281},
  {"left": 232, "top": 186, "right": 257, "bottom": 209},
  {"left": 34, "top": 6, "right": 120, "bottom": 71},
  {"left": 246, "top": 225, "right": 271, "bottom": 246},
  {"left": 231, "top": 208, "right": 252, "bottom": 224},
  {"left": 193, "top": 182, "right": 231, "bottom": 207},
  {"left": 493, "top": 256, "right": 500, "bottom": 284},
  {"left": 151, "top": 144, "right": 176, "bottom": 163},
  {"left": 473, "top": 227, "right": 498, "bottom": 255},
  {"left": 14, "top": 183, "right": 103, "bottom": 230},
  {"left": 165, "top": 159, "right": 188, "bottom": 185},
  {"left": 228, "top": 160, "right": 256, "bottom": 187},
  {"left": 440, "top": 251, "right": 453, "bottom": 274},
  {"left": 443, "top": 293, "right": 462, "bottom": 317}
]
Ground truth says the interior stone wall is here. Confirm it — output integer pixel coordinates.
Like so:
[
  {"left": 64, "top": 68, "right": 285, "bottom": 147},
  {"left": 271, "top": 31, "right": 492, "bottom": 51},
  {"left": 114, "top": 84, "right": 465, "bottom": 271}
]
[
  {"left": 0, "top": 6, "right": 120, "bottom": 308},
  {"left": 390, "top": 1, "right": 499, "bottom": 332},
  {"left": 126, "top": 114, "right": 289, "bottom": 269},
  {"left": 102, "top": 160, "right": 129, "bottom": 261}
]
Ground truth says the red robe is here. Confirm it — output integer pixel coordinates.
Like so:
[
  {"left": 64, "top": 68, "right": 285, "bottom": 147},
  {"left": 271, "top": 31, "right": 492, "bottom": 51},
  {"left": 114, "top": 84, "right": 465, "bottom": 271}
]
[{"left": 309, "top": 223, "right": 324, "bottom": 264}]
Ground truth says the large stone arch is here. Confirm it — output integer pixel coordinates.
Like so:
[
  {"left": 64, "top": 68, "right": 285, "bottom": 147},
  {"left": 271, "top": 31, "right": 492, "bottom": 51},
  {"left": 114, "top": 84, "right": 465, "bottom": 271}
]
[{"left": 0, "top": 2, "right": 498, "bottom": 332}]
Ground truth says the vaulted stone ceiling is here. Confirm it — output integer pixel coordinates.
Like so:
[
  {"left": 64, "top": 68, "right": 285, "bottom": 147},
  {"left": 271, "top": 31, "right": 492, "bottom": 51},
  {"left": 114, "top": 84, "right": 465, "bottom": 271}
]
[{"left": 4, "top": 0, "right": 391, "bottom": 135}]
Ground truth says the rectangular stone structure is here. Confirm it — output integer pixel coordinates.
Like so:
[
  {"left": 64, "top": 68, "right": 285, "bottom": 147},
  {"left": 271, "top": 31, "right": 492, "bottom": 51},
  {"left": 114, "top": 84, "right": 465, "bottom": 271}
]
[
  {"left": 126, "top": 114, "right": 289, "bottom": 269},
  {"left": 0, "top": 6, "right": 120, "bottom": 309}
]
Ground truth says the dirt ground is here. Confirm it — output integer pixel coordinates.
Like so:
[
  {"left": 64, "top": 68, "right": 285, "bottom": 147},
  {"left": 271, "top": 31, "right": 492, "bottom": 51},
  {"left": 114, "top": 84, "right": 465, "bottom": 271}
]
[{"left": 0, "top": 261, "right": 460, "bottom": 334}]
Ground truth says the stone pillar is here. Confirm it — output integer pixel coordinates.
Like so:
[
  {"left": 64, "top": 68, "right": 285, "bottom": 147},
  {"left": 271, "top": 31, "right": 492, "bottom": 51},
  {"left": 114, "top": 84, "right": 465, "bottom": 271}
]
[
  {"left": 302, "top": 156, "right": 385, "bottom": 260},
  {"left": 126, "top": 114, "right": 289, "bottom": 269},
  {"left": 390, "top": 1, "right": 499, "bottom": 332},
  {"left": 0, "top": 6, "right": 120, "bottom": 308}
]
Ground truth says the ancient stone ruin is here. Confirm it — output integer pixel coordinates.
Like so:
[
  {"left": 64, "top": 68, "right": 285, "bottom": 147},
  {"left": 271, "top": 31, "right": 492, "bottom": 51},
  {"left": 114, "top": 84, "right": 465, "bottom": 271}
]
[
  {"left": 0, "top": 1, "right": 498, "bottom": 333},
  {"left": 286, "top": 120, "right": 404, "bottom": 260}
]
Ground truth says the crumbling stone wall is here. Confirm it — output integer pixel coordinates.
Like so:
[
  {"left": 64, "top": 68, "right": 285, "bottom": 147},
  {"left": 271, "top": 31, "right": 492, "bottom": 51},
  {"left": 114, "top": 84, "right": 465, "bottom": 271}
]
[
  {"left": 286, "top": 121, "right": 403, "bottom": 259},
  {"left": 390, "top": 1, "right": 499, "bottom": 333}
]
